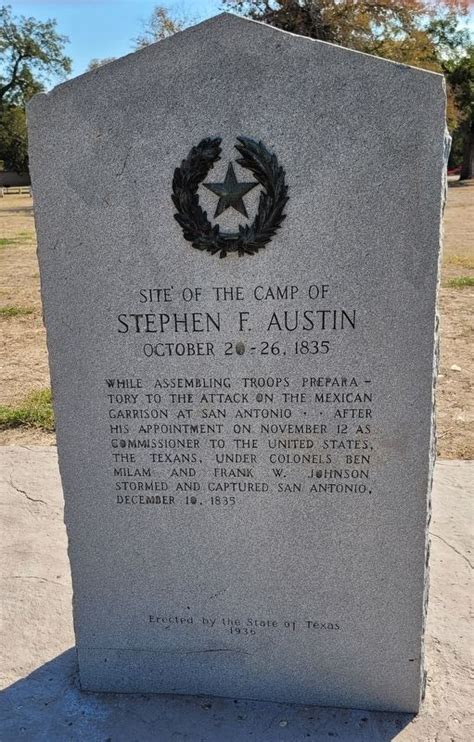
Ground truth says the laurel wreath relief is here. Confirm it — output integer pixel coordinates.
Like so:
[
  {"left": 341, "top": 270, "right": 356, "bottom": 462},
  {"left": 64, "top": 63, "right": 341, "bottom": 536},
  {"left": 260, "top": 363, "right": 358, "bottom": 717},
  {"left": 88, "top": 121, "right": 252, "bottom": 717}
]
[{"left": 172, "top": 136, "right": 289, "bottom": 258}]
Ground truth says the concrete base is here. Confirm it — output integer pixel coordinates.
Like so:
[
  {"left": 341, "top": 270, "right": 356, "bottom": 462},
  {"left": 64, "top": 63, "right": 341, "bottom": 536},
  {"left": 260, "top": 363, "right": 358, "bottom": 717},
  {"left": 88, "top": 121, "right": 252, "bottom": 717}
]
[{"left": 0, "top": 447, "right": 472, "bottom": 741}]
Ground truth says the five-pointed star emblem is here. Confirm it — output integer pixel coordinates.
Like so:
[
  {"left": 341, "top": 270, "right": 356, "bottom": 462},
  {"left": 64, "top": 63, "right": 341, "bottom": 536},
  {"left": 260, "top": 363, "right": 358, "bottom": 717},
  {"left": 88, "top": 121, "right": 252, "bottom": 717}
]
[{"left": 204, "top": 162, "right": 257, "bottom": 218}]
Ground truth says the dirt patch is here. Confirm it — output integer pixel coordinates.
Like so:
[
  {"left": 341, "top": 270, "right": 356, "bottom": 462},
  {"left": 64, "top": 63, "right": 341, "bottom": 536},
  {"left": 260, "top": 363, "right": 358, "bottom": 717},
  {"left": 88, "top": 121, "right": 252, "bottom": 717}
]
[{"left": 0, "top": 185, "right": 473, "bottom": 456}]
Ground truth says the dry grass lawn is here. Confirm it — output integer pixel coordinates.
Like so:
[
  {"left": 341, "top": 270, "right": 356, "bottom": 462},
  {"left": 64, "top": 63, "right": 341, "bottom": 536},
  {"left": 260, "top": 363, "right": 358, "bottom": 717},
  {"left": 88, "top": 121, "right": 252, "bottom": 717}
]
[{"left": 0, "top": 183, "right": 473, "bottom": 456}]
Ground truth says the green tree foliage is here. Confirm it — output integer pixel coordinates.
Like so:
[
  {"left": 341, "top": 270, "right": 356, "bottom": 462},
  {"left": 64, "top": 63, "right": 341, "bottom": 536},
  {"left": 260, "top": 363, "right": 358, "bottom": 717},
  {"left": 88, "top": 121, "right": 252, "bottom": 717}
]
[
  {"left": 0, "top": 103, "right": 27, "bottom": 172},
  {"left": 0, "top": 5, "right": 71, "bottom": 104},
  {"left": 443, "top": 47, "right": 473, "bottom": 177},
  {"left": 0, "top": 4, "right": 71, "bottom": 174},
  {"left": 224, "top": 0, "right": 472, "bottom": 176}
]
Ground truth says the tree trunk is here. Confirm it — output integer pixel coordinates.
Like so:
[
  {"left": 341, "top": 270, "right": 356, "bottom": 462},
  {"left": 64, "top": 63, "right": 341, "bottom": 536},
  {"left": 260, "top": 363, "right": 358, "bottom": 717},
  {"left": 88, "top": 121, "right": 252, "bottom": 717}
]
[
  {"left": 459, "top": 119, "right": 473, "bottom": 181},
  {"left": 0, "top": 55, "right": 24, "bottom": 105}
]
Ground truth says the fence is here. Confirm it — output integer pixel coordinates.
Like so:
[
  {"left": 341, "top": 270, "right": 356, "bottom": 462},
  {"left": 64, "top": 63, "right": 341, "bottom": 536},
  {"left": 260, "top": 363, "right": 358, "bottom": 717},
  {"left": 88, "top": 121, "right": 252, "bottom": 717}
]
[{"left": 0, "top": 186, "right": 32, "bottom": 197}]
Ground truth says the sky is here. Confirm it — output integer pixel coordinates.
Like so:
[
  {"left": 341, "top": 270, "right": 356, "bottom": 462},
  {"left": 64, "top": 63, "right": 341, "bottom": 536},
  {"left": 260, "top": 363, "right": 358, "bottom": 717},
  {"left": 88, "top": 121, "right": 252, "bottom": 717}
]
[{"left": 13, "top": 1, "right": 224, "bottom": 77}]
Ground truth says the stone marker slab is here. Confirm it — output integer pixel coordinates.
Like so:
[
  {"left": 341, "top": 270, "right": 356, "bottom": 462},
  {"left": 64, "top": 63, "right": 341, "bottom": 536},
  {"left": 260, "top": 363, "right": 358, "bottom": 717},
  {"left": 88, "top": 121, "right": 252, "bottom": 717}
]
[{"left": 28, "top": 13, "right": 447, "bottom": 712}]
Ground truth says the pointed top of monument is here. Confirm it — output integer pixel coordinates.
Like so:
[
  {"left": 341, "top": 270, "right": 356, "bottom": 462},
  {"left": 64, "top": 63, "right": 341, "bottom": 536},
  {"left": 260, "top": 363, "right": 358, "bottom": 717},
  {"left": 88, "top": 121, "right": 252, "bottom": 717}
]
[{"left": 28, "top": 9, "right": 442, "bottom": 111}]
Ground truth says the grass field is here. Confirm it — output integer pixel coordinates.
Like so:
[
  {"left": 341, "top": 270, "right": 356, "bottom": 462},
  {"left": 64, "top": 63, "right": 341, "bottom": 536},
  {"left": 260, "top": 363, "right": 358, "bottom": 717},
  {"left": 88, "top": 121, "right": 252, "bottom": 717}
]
[{"left": 0, "top": 183, "right": 473, "bottom": 456}]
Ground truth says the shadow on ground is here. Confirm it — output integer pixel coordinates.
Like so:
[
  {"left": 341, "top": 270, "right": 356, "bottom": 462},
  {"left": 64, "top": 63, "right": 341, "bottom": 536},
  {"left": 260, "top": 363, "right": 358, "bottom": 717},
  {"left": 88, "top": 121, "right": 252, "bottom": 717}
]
[{"left": 0, "top": 649, "right": 413, "bottom": 742}]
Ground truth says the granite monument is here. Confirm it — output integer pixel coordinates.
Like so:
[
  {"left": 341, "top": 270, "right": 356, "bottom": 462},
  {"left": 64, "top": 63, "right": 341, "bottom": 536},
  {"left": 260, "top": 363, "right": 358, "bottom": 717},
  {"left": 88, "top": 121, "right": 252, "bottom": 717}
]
[{"left": 28, "top": 13, "right": 448, "bottom": 712}]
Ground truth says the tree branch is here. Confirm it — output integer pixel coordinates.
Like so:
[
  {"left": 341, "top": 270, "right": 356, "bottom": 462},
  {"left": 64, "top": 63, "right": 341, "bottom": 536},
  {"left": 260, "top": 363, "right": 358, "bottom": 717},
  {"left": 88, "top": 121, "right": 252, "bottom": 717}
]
[{"left": 0, "top": 54, "right": 24, "bottom": 101}]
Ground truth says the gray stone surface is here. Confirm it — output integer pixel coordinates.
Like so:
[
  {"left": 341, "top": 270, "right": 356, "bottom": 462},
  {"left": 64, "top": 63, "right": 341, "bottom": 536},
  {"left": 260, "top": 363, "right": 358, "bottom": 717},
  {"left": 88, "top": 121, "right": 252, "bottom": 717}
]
[
  {"left": 1, "top": 449, "right": 472, "bottom": 740},
  {"left": 27, "top": 14, "right": 447, "bottom": 711}
]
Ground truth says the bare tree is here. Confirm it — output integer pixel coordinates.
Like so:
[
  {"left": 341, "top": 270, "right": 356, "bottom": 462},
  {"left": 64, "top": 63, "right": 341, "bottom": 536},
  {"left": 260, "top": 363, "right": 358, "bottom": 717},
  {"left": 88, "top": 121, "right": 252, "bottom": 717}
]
[{"left": 133, "top": 6, "right": 189, "bottom": 49}]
